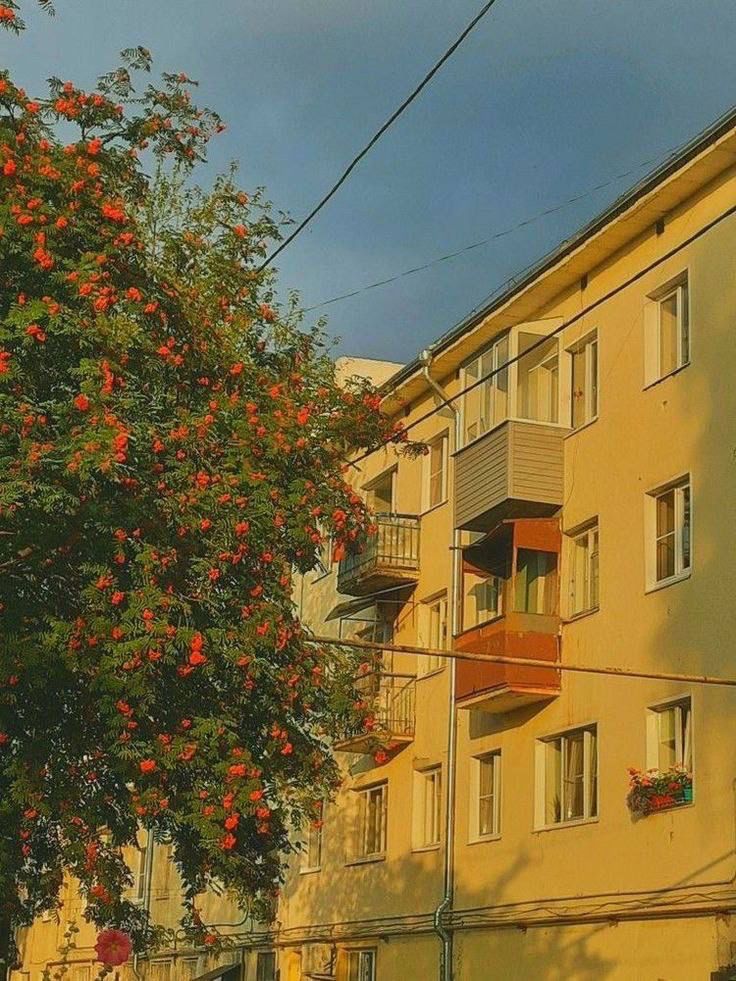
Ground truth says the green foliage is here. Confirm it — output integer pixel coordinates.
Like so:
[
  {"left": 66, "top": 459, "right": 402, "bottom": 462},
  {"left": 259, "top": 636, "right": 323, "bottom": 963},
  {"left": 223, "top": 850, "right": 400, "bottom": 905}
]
[{"left": 0, "top": 26, "right": 405, "bottom": 957}]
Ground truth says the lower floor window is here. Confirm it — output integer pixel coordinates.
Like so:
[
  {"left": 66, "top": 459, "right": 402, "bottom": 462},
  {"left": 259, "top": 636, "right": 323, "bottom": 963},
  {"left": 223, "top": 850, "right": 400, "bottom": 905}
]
[
  {"left": 648, "top": 697, "right": 692, "bottom": 772},
  {"left": 347, "top": 949, "right": 376, "bottom": 981},
  {"left": 256, "top": 951, "right": 277, "bottom": 981},
  {"left": 537, "top": 725, "right": 598, "bottom": 826}
]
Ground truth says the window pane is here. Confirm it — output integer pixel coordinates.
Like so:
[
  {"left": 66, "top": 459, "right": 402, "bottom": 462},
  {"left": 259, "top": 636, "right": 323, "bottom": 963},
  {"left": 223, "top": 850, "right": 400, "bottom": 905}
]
[
  {"left": 515, "top": 550, "right": 557, "bottom": 615},
  {"left": 681, "top": 484, "right": 691, "bottom": 570},
  {"left": 590, "top": 530, "right": 599, "bottom": 609},
  {"left": 571, "top": 344, "right": 587, "bottom": 429},
  {"left": 680, "top": 283, "right": 690, "bottom": 364},
  {"left": 658, "top": 707, "right": 678, "bottom": 769},
  {"left": 478, "top": 755, "right": 499, "bottom": 836},
  {"left": 590, "top": 339, "right": 599, "bottom": 418},
  {"left": 588, "top": 729, "right": 598, "bottom": 817},
  {"left": 545, "top": 739, "right": 562, "bottom": 824},
  {"left": 562, "top": 732, "right": 585, "bottom": 821},
  {"left": 494, "top": 335, "right": 509, "bottom": 423},
  {"left": 659, "top": 291, "right": 679, "bottom": 376}
]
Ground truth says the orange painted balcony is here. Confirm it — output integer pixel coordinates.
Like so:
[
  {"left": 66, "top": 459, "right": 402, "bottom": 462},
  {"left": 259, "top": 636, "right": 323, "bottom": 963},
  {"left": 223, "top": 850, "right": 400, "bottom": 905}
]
[
  {"left": 455, "top": 517, "right": 561, "bottom": 713},
  {"left": 337, "top": 513, "right": 420, "bottom": 597}
]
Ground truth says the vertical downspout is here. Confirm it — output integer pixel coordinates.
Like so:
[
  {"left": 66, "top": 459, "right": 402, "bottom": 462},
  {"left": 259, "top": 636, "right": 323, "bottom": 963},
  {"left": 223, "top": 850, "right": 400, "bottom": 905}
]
[{"left": 421, "top": 351, "right": 459, "bottom": 981}]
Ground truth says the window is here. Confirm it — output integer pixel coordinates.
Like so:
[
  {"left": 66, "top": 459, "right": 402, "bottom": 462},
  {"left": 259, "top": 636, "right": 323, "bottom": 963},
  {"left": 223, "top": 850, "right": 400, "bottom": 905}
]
[
  {"left": 346, "top": 949, "right": 376, "bottom": 981},
  {"left": 517, "top": 332, "right": 559, "bottom": 424},
  {"left": 302, "top": 813, "right": 323, "bottom": 872},
  {"left": 420, "top": 594, "right": 447, "bottom": 675},
  {"left": 131, "top": 844, "right": 147, "bottom": 902},
  {"left": 569, "top": 523, "right": 599, "bottom": 616},
  {"left": 537, "top": 726, "right": 598, "bottom": 827},
  {"left": 462, "top": 334, "right": 509, "bottom": 445},
  {"left": 645, "top": 274, "right": 690, "bottom": 383},
  {"left": 356, "top": 784, "right": 387, "bottom": 859},
  {"left": 649, "top": 477, "right": 691, "bottom": 586},
  {"left": 366, "top": 470, "right": 394, "bottom": 513},
  {"left": 472, "top": 751, "right": 501, "bottom": 840},
  {"left": 569, "top": 331, "right": 598, "bottom": 428},
  {"left": 648, "top": 698, "right": 692, "bottom": 773},
  {"left": 413, "top": 766, "right": 442, "bottom": 848},
  {"left": 256, "top": 951, "right": 277, "bottom": 981},
  {"left": 514, "top": 549, "right": 557, "bottom": 615},
  {"left": 462, "top": 571, "right": 503, "bottom": 632},
  {"left": 423, "top": 432, "right": 448, "bottom": 510}
]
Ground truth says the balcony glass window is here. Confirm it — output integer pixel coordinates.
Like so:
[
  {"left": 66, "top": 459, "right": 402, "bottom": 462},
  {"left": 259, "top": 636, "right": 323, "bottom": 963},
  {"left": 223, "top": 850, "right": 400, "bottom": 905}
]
[
  {"left": 569, "top": 331, "right": 598, "bottom": 429},
  {"left": 462, "top": 334, "right": 509, "bottom": 444},
  {"left": 538, "top": 726, "right": 598, "bottom": 826},
  {"left": 514, "top": 549, "right": 557, "bottom": 615},
  {"left": 517, "top": 333, "right": 560, "bottom": 424},
  {"left": 462, "top": 569, "right": 503, "bottom": 631}
]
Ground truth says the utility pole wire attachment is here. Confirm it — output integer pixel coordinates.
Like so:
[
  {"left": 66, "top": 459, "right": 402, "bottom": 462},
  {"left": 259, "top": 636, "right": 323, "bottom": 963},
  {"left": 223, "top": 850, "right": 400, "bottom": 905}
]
[{"left": 258, "top": 0, "right": 502, "bottom": 272}]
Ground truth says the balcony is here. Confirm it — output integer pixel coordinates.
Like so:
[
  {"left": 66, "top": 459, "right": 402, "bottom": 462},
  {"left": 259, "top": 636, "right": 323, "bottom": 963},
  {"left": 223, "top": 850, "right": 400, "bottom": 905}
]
[
  {"left": 334, "top": 670, "right": 416, "bottom": 754},
  {"left": 337, "top": 513, "right": 420, "bottom": 597},
  {"left": 454, "top": 518, "right": 561, "bottom": 713},
  {"left": 454, "top": 420, "right": 566, "bottom": 532}
]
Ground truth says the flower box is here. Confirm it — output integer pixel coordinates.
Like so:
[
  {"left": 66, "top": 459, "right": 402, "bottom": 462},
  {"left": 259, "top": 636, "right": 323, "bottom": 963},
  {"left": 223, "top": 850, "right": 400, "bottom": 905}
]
[{"left": 627, "top": 766, "right": 693, "bottom": 817}]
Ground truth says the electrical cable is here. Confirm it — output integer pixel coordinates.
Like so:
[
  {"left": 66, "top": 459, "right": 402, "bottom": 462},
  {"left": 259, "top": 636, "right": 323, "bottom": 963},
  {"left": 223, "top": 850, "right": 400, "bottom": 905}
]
[
  {"left": 302, "top": 147, "right": 680, "bottom": 313},
  {"left": 347, "top": 198, "right": 736, "bottom": 466},
  {"left": 257, "top": 0, "right": 502, "bottom": 271}
]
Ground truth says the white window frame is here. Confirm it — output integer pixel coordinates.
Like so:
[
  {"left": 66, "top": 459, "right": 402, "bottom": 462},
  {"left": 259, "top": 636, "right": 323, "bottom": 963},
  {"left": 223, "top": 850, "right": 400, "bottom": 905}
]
[
  {"left": 646, "top": 695, "right": 693, "bottom": 774},
  {"left": 346, "top": 948, "right": 376, "bottom": 981},
  {"left": 461, "top": 333, "right": 510, "bottom": 447},
  {"left": 422, "top": 431, "right": 449, "bottom": 512},
  {"left": 470, "top": 751, "right": 502, "bottom": 842},
  {"left": 419, "top": 593, "right": 448, "bottom": 676},
  {"left": 646, "top": 475, "right": 692, "bottom": 590},
  {"left": 568, "top": 329, "right": 598, "bottom": 429},
  {"left": 535, "top": 724, "right": 598, "bottom": 829},
  {"left": 412, "top": 766, "right": 442, "bottom": 850},
  {"left": 644, "top": 272, "right": 690, "bottom": 385},
  {"left": 355, "top": 783, "right": 388, "bottom": 861},
  {"left": 568, "top": 521, "right": 599, "bottom": 617}
]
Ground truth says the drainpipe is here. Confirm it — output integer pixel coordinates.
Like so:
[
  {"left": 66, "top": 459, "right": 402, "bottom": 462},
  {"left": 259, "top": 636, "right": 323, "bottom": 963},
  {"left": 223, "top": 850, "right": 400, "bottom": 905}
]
[
  {"left": 132, "top": 833, "right": 155, "bottom": 980},
  {"left": 420, "top": 350, "right": 459, "bottom": 981}
]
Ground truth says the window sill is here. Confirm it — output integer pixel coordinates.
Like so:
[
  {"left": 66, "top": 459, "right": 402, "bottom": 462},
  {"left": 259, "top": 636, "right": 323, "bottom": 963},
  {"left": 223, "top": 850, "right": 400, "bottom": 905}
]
[
  {"left": 299, "top": 866, "right": 322, "bottom": 875},
  {"left": 564, "top": 416, "right": 598, "bottom": 439},
  {"left": 643, "top": 361, "right": 690, "bottom": 392},
  {"left": 345, "top": 854, "right": 386, "bottom": 868},
  {"left": 645, "top": 570, "right": 691, "bottom": 595},
  {"left": 421, "top": 499, "right": 448, "bottom": 517},
  {"left": 562, "top": 607, "right": 600, "bottom": 624},
  {"left": 468, "top": 833, "right": 501, "bottom": 845},
  {"left": 533, "top": 816, "right": 599, "bottom": 834},
  {"left": 411, "top": 843, "right": 441, "bottom": 854}
]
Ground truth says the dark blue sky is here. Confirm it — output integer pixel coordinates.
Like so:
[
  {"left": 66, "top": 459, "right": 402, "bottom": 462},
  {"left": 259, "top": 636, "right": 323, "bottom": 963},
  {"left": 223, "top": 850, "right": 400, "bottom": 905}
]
[{"left": 4, "top": 0, "right": 736, "bottom": 362}]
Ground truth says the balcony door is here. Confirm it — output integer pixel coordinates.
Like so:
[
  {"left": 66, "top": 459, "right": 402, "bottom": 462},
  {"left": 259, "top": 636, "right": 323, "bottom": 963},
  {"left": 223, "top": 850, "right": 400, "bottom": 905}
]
[{"left": 366, "top": 469, "right": 395, "bottom": 514}]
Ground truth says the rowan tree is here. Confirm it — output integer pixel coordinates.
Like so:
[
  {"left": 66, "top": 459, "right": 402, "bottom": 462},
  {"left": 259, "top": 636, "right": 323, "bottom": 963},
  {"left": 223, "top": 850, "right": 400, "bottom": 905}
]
[{"left": 0, "top": 1, "right": 407, "bottom": 964}]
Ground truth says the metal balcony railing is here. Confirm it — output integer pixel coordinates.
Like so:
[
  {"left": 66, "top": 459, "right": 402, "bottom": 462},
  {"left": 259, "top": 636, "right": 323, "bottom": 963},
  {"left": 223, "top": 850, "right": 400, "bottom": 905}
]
[
  {"left": 337, "top": 513, "right": 420, "bottom": 595},
  {"left": 335, "top": 670, "right": 417, "bottom": 752}
]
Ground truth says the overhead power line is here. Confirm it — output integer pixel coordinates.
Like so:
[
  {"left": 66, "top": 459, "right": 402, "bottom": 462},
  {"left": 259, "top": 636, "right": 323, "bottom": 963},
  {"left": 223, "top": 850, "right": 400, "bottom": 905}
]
[
  {"left": 312, "top": 635, "right": 736, "bottom": 689},
  {"left": 257, "top": 0, "right": 502, "bottom": 272},
  {"left": 303, "top": 147, "right": 679, "bottom": 313},
  {"left": 347, "top": 198, "right": 736, "bottom": 467}
]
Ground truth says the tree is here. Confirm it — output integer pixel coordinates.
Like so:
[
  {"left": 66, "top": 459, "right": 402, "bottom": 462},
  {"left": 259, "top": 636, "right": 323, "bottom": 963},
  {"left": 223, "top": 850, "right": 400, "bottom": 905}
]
[{"left": 0, "top": 1, "right": 407, "bottom": 966}]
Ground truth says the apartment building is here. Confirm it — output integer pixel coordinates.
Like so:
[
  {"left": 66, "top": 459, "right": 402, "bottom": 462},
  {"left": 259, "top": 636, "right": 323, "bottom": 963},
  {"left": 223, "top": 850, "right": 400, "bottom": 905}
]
[{"left": 13, "top": 108, "right": 736, "bottom": 980}]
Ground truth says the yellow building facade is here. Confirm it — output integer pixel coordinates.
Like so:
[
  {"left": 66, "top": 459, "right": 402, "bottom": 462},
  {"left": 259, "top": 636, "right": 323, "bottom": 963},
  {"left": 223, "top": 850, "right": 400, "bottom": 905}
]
[{"left": 14, "top": 108, "right": 736, "bottom": 980}]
